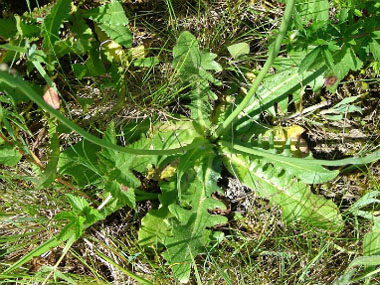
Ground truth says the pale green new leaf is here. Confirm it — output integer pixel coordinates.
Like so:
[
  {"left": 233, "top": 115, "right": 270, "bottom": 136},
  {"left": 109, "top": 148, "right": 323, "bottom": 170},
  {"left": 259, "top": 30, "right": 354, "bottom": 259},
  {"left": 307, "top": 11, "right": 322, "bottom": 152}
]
[
  {"left": 296, "top": 0, "right": 330, "bottom": 23},
  {"left": 223, "top": 152, "right": 343, "bottom": 230},
  {"left": 138, "top": 207, "right": 173, "bottom": 247},
  {"left": 84, "top": 1, "right": 132, "bottom": 48},
  {"left": 127, "top": 120, "right": 201, "bottom": 173},
  {"left": 227, "top": 42, "right": 250, "bottom": 59}
]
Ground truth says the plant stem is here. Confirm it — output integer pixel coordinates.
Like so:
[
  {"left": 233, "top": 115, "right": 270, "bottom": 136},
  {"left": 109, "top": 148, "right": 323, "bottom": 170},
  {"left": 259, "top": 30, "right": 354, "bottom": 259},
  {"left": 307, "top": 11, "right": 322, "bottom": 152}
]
[
  {"left": 221, "top": 140, "right": 380, "bottom": 167},
  {"left": 213, "top": 0, "right": 296, "bottom": 139},
  {"left": 0, "top": 71, "right": 203, "bottom": 156}
]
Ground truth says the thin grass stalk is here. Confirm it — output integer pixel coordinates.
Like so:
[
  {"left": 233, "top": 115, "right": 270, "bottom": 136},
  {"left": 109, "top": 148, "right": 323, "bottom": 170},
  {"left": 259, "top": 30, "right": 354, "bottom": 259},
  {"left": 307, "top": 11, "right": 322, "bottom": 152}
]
[{"left": 213, "top": 0, "right": 296, "bottom": 139}]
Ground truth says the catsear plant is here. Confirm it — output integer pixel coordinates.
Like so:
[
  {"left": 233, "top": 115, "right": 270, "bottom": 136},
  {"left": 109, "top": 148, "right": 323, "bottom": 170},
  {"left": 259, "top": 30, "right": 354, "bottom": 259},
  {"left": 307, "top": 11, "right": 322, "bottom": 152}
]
[{"left": 0, "top": 0, "right": 380, "bottom": 282}]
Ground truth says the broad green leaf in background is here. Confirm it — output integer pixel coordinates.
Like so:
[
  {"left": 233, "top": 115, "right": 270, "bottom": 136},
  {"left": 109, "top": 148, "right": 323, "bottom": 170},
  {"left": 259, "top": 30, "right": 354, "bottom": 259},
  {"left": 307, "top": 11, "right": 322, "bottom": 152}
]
[
  {"left": 84, "top": 1, "right": 132, "bottom": 48},
  {"left": 0, "top": 18, "right": 17, "bottom": 39},
  {"left": 237, "top": 53, "right": 325, "bottom": 123},
  {"left": 173, "top": 31, "right": 201, "bottom": 78},
  {"left": 296, "top": 0, "right": 330, "bottom": 23},
  {"left": 364, "top": 217, "right": 380, "bottom": 257},
  {"left": 326, "top": 46, "right": 363, "bottom": 91},
  {"left": 14, "top": 15, "right": 40, "bottom": 38},
  {"left": 133, "top": 57, "right": 160, "bottom": 68},
  {"left": 369, "top": 38, "right": 380, "bottom": 60},
  {"left": 0, "top": 144, "right": 22, "bottom": 166},
  {"left": 298, "top": 46, "right": 321, "bottom": 74},
  {"left": 42, "top": 0, "right": 72, "bottom": 49},
  {"left": 223, "top": 152, "right": 343, "bottom": 230},
  {"left": 98, "top": 122, "right": 140, "bottom": 189},
  {"left": 96, "top": 122, "right": 140, "bottom": 208},
  {"left": 227, "top": 42, "right": 250, "bottom": 59}
]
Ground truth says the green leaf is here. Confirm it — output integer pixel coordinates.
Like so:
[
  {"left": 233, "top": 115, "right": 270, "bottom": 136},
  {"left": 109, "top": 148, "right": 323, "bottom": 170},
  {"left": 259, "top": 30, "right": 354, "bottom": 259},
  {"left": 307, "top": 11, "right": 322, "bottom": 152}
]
[
  {"left": 58, "top": 140, "right": 101, "bottom": 187},
  {"left": 133, "top": 57, "right": 160, "bottom": 68},
  {"left": 0, "top": 18, "right": 17, "bottom": 39},
  {"left": 98, "top": 122, "right": 141, "bottom": 189},
  {"left": 369, "top": 39, "right": 380, "bottom": 60},
  {"left": 162, "top": 150, "right": 227, "bottom": 282},
  {"left": 296, "top": 0, "right": 329, "bottom": 23},
  {"left": 42, "top": 0, "right": 72, "bottom": 49},
  {"left": 239, "top": 54, "right": 325, "bottom": 120},
  {"left": 0, "top": 144, "right": 22, "bottom": 166},
  {"left": 326, "top": 46, "right": 363, "bottom": 91},
  {"left": 172, "top": 32, "right": 222, "bottom": 132},
  {"left": 84, "top": 1, "right": 132, "bottom": 48},
  {"left": 364, "top": 217, "right": 380, "bottom": 258},
  {"left": 2, "top": 236, "right": 64, "bottom": 274},
  {"left": 37, "top": 132, "right": 60, "bottom": 189},
  {"left": 227, "top": 42, "right": 250, "bottom": 59},
  {"left": 298, "top": 47, "right": 321, "bottom": 74},
  {"left": 223, "top": 152, "right": 343, "bottom": 230},
  {"left": 106, "top": 180, "right": 136, "bottom": 208},
  {"left": 15, "top": 15, "right": 40, "bottom": 38},
  {"left": 127, "top": 120, "right": 201, "bottom": 173},
  {"left": 364, "top": 231, "right": 380, "bottom": 257},
  {"left": 173, "top": 31, "right": 202, "bottom": 77},
  {"left": 322, "top": 47, "right": 334, "bottom": 70},
  {"left": 138, "top": 207, "right": 173, "bottom": 247},
  {"left": 172, "top": 31, "right": 221, "bottom": 84}
]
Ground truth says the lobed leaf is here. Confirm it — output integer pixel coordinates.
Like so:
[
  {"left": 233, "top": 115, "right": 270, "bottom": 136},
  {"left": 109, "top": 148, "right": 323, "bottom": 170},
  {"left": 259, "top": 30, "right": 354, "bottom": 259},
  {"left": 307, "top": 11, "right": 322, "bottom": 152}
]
[
  {"left": 223, "top": 152, "right": 343, "bottom": 230},
  {"left": 138, "top": 148, "right": 227, "bottom": 282},
  {"left": 162, "top": 152, "right": 227, "bottom": 282},
  {"left": 84, "top": 1, "right": 132, "bottom": 48}
]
